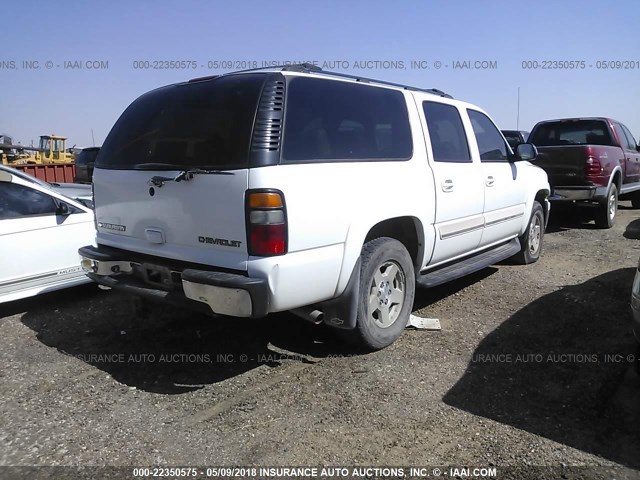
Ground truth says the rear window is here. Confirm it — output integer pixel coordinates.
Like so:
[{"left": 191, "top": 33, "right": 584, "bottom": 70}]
[
  {"left": 97, "top": 74, "right": 266, "bottom": 170},
  {"left": 282, "top": 77, "right": 412, "bottom": 162},
  {"left": 529, "top": 120, "right": 613, "bottom": 146}
]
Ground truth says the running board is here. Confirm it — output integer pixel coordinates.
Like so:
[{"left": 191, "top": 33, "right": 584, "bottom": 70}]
[{"left": 416, "top": 238, "right": 521, "bottom": 288}]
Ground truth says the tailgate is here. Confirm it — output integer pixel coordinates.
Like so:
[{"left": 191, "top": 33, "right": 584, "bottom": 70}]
[
  {"left": 532, "top": 146, "right": 589, "bottom": 186},
  {"left": 94, "top": 168, "right": 249, "bottom": 270},
  {"left": 91, "top": 73, "right": 269, "bottom": 271}
]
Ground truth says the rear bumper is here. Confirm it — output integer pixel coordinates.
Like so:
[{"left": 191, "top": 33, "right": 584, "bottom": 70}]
[
  {"left": 551, "top": 186, "right": 608, "bottom": 201},
  {"left": 78, "top": 245, "right": 269, "bottom": 318}
]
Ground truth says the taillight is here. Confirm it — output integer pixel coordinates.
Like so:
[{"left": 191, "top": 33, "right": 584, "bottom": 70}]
[
  {"left": 585, "top": 146, "right": 603, "bottom": 176},
  {"left": 585, "top": 157, "right": 603, "bottom": 176},
  {"left": 246, "top": 190, "right": 287, "bottom": 256}
]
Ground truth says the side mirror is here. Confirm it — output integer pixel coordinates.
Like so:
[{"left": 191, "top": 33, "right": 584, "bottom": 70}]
[
  {"left": 56, "top": 202, "right": 70, "bottom": 215},
  {"left": 515, "top": 143, "right": 538, "bottom": 161}
]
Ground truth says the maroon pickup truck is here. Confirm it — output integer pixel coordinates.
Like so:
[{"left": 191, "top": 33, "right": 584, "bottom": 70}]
[{"left": 528, "top": 117, "right": 640, "bottom": 228}]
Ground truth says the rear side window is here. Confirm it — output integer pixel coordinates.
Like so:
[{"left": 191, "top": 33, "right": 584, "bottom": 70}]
[
  {"left": 620, "top": 124, "right": 638, "bottom": 151},
  {"left": 97, "top": 74, "right": 266, "bottom": 170},
  {"left": 423, "top": 102, "right": 471, "bottom": 163},
  {"left": 529, "top": 120, "right": 613, "bottom": 146},
  {"left": 282, "top": 77, "right": 412, "bottom": 162},
  {"left": 468, "top": 109, "right": 509, "bottom": 161}
]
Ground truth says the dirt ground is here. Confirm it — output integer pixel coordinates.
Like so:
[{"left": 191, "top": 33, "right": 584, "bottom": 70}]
[{"left": 1, "top": 202, "right": 640, "bottom": 480}]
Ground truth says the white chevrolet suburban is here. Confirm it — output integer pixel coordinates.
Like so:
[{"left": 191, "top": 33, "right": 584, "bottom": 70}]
[{"left": 79, "top": 64, "right": 550, "bottom": 350}]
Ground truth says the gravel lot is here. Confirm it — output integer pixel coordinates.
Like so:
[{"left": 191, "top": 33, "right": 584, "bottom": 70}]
[{"left": 1, "top": 202, "right": 640, "bottom": 480}]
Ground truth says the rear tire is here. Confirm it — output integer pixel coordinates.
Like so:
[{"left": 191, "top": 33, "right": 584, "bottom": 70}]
[
  {"left": 338, "top": 237, "right": 415, "bottom": 351},
  {"left": 631, "top": 192, "right": 640, "bottom": 209},
  {"left": 513, "top": 201, "right": 545, "bottom": 265},
  {"left": 595, "top": 183, "right": 618, "bottom": 229}
]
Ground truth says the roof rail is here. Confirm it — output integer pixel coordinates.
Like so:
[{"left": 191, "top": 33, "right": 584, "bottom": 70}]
[
  {"left": 276, "top": 64, "right": 453, "bottom": 98},
  {"left": 310, "top": 68, "right": 453, "bottom": 98},
  {"left": 188, "top": 63, "right": 453, "bottom": 98}
]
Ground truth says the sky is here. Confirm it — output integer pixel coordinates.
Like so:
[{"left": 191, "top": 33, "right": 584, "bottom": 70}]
[{"left": 1, "top": 0, "right": 639, "bottom": 148}]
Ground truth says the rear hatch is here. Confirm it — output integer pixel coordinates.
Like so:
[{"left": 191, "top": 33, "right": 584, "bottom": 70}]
[
  {"left": 529, "top": 119, "right": 614, "bottom": 186},
  {"left": 93, "top": 73, "right": 268, "bottom": 271}
]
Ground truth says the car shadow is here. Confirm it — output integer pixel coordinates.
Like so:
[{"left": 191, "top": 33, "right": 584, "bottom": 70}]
[
  {"left": 17, "top": 288, "right": 346, "bottom": 395},
  {"left": 624, "top": 218, "right": 640, "bottom": 240},
  {"left": 443, "top": 268, "right": 640, "bottom": 468},
  {"left": 545, "top": 205, "right": 600, "bottom": 233}
]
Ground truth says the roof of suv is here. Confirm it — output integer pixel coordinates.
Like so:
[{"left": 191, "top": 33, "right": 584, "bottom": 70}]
[
  {"left": 187, "top": 63, "right": 454, "bottom": 99},
  {"left": 533, "top": 117, "right": 615, "bottom": 125}
]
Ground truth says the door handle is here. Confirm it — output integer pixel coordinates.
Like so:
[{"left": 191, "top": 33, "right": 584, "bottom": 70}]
[
  {"left": 485, "top": 176, "right": 495, "bottom": 187},
  {"left": 442, "top": 179, "right": 454, "bottom": 192}
]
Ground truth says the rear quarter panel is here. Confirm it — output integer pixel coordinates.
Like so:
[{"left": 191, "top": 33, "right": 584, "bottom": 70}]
[{"left": 247, "top": 92, "right": 435, "bottom": 308}]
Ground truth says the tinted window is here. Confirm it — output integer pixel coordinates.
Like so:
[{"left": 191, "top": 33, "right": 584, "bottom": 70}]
[
  {"left": 97, "top": 74, "right": 266, "bottom": 170},
  {"left": 502, "top": 132, "right": 521, "bottom": 150},
  {"left": 282, "top": 78, "right": 412, "bottom": 162},
  {"left": 423, "top": 102, "right": 471, "bottom": 163},
  {"left": 0, "top": 183, "right": 57, "bottom": 219},
  {"left": 529, "top": 120, "right": 613, "bottom": 146},
  {"left": 621, "top": 124, "right": 638, "bottom": 151},
  {"left": 468, "top": 110, "right": 508, "bottom": 161},
  {"left": 75, "top": 148, "right": 100, "bottom": 166}
]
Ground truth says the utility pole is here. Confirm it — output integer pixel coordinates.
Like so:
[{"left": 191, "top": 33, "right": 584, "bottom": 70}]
[
  {"left": 91, "top": 129, "right": 95, "bottom": 147},
  {"left": 516, "top": 87, "right": 520, "bottom": 130}
]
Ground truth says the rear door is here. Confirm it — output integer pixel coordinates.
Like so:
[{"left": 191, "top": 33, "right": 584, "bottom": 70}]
[
  {"left": 420, "top": 100, "right": 484, "bottom": 264},
  {"left": 466, "top": 109, "right": 527, "bottom": 247},
  {"left": 93, "top": 73, "right": 268, "bottom": 271},
  {"left": 618, "top": 123, "right": 640, "bottom": 186}
]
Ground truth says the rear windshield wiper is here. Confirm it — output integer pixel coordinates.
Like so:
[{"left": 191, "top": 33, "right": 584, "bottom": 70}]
[{"left": 147, "top": 168, "right": 234, "bottom": 188}]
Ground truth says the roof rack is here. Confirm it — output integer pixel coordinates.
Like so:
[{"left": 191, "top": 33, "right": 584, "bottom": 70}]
[
  {"left": 191, "top": 63, "right": 453, "bottom": 98},
  {"left": 281, "top": 63, "right": 453, "bottom": 98}
]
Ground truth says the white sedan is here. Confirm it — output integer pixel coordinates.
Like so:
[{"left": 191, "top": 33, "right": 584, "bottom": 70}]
[{"left": 0, "top": 165, "right": 96, "bottom": 303}]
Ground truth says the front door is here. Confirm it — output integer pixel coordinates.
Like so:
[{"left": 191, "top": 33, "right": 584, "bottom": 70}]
[{"left": 466, "top": 109, "right": 527, "bottom": 247}]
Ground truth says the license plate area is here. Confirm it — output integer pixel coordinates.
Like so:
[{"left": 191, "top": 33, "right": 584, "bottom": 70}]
[{"left": 134, "top": 263, "right": 182, "bottom": 291}]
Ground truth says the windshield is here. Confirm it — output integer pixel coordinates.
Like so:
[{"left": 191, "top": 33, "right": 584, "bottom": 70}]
[
  {"left": 530, "top": 120, "right": 613, "bottom": 146},
  {"left": 97, "top": 74, "right": 266, "bottom": 170}
]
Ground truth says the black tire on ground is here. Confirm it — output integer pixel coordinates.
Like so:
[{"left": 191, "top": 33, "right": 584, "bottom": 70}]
[
  {"left": 631, "top": 191, "right": 640, "bottom": 209},
  {"left": 513, "top": 201, "right": 545, "bottom": 265},
  {"left": 337, "top": 237, "right": 415, "bottom": 351},
  {"left": 595, "top": 183, "right": 618, "bottom": 229}
]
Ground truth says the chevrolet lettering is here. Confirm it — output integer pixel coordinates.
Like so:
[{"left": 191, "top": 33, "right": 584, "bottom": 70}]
[{"left": 198, "top": 236, "right": 242, "bottom": 248}]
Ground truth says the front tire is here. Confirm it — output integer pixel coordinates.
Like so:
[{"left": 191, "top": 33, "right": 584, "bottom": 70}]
[
  {"left": 513, "top": 201, "right": 545, "bottom": 265},
  {"left": 595, "top": 183, "right": 618, "bottom": 229},
  {"left": 338, "top": 237, "right": 415, "bottom": 351}
]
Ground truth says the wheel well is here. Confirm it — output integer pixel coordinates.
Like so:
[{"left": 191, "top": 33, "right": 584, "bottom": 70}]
[
  {"left": 535, "top": 190, "right": 550, "bottom": 222},
  {"left": 612, "top": 170, "right": 622, "bottom": 191},
  {"left": 364, "top": 217, "right": 419, "bottom": 267}
]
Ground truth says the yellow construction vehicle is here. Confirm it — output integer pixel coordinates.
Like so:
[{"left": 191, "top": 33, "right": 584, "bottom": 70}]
[
  {"left": 1, "top": 134, "right": 77, "bottom": 182},
  {"left": 1, "top": 134, "right": 75, "bottom": 165}
]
